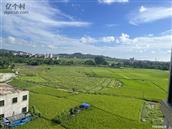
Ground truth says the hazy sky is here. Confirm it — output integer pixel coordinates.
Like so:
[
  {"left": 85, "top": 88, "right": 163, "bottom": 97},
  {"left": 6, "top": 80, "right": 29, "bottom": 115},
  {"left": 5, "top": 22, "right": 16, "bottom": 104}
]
[{"left": 1, "top": 0, "right": 172, "bottom": 61}]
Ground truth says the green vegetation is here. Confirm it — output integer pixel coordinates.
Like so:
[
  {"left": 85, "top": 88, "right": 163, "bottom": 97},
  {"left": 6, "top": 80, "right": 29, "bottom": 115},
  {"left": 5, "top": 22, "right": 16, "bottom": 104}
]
[
  {"left": 141, "top": 102, "right": 163, "bottom": 125},
  {"left": 0, "top": 49, "right": 170, "bottom": 70},
  {"left": 5, "top": 65, "right": 168, "bottom": 129},
  {"left": 0, "top": 68, "right": 12, "bottom": 73},
  {"left": 94, "top": 56, "right": 108, "bottom": 65}
]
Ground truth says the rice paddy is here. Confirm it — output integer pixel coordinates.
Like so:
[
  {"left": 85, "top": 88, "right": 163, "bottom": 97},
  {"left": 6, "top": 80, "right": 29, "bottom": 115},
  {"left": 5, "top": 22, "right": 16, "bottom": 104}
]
[{"left": 8, "top": 65, "right": 168, "bottom": 129}]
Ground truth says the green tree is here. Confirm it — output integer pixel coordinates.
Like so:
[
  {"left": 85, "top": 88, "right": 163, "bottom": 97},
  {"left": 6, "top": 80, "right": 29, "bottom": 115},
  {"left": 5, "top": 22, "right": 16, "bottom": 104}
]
[
  {"left": 84, "top": 60, "right": 95, "bottom": 65},
  {"left": 95, "top": 56, "right": 108, "bottom": 65}
]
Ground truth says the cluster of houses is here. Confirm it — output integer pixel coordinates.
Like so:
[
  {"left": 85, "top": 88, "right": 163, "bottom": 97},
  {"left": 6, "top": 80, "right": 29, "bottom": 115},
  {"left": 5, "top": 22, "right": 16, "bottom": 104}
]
[{"left": 12, "top": 52, "right": 59, "bottom": 59}]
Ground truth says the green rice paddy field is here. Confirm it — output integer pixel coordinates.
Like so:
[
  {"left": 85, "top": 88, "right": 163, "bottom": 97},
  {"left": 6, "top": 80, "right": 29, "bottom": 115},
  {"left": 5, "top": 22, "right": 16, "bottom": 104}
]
[{"left": 9, "top": 65, "right": 168, "bottom": 129}]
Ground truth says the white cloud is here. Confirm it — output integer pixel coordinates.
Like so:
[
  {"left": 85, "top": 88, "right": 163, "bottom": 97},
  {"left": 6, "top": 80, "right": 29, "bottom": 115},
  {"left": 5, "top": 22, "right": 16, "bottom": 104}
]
[
  {"left": 148, "top": 34, "right": 154, "bottom": 37},
  {"left": 129, "top": 6, "right": 172, "bottom": 25},
  {"left": 118, "top": 33, "right": 172, "bottom": 50},
  {"left": 119, "top": 33, "right": 130, "bottom": 43},
  {"left": 79, "top": 32, "right": 172, "bottom": 61},
  {"left": 80, "top": 36, "right": 115, "bottom": 44},
  {"left": 47, "top": 45, "right": 57, "bottom": 49},
  {"left": 98, "top": 0, "right": 128, "bottom": 4},
  {"left": 80, "top": 32, "right": 172, "bottom": 52},
  {"left": 4, "top": 36, "right": 38, "bottom": 48},
  {"left": 7, "top": 36, "right": 16, "bottom": 43},
  {"left": 102, "top": 36, "right": 115, "bottom": 42},
  {"left": 161, "top": 29, "right": 172, "bottom": 35},
  {"left": 1, "top": 0, "right": 172, "bottom": 61},
  {"left": 3, "top": 33, "right": 172, "bottom": 61},
  {"left": 1, "top": 0, "right": 92, "bottom": 53},
  {"left": 80, "top": 36, "right": 97, "bottom": 44},
  {"left": 139, "top": 6, "right": 147, "bottom": 12},
  {"left": 50, "top": 21, "right": 91, "bottom": 27}
]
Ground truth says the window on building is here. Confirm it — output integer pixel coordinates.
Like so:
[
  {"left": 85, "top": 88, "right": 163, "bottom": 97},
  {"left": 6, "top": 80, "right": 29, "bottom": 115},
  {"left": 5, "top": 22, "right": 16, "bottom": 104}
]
[
  {"left": 12, "top": 97, "right": 17, "bottom": 104},
  {"left": 22, "top": 95, "right": 27, "bottom": 101},
  {"left": 22, "top": 107, "right": 27, "bottom": 113},
  {"left": 0, "top": 100, "right": 4, "bottom": 107}
]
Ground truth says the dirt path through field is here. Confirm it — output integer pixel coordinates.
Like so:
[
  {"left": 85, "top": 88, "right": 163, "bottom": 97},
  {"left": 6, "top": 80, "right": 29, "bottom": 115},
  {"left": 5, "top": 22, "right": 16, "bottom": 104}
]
[{"left": 0, "top": 73, "right": 16, "bottom": 82}]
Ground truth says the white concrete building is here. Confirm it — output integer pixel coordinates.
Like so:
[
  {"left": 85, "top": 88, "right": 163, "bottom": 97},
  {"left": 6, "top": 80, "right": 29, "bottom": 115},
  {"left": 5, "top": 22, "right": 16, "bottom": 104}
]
[{"left": 0, "top": 84, "right": 29, "bottom": 118}]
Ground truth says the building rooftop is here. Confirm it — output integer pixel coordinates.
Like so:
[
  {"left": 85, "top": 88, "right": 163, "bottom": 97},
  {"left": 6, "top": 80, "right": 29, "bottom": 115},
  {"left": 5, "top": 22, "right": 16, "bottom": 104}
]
[{"left": 0, "top": 83, "right": 23, "bottom": 95}]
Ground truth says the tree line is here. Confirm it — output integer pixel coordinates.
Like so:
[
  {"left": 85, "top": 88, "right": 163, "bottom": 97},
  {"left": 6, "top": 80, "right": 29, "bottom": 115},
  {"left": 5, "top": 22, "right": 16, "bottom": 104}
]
[{"left": 0, "top": 52, "right": 170, "bottom": 70}]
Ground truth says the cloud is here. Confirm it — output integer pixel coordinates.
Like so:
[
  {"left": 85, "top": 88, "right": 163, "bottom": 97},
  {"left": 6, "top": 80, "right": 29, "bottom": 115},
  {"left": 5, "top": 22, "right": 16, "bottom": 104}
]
[
  {"left": 129, "top": 6, "right": 172, "bottom": 25},
  {"left": 79, "top": 32, "right": 172, "bottom": 61},
  {"left": 7, "top": 36, "right": 16, "bottom": 43},
  {"left": 50, "top": 21, "right": 91, "bottom": 27},
  {"left": 80, "top": 36, "right": 115, "bottom": 44},
  {"left": 139, "top": 6, "right": 147, "bottom": 12},
  {"left": 3, "top": 32, "right": 172, "bottom": 61},
  {"left": 98, "top": 0, "right": 128, "bottom": 4},
  {"left": 119, "top": 33, "right": 130, "bottom": 43},
  {"left": 4, "top": 36, "right": 38, "bottom": 48},
  {"left": 106, "top": 24, "right": 118, "bottom": 27},
  {"left": 102, "top": 36, "right": 115, "bottom": 42},
  {"left": 1, "top": 0, "right": 92, "bottom": 53},
  {"left": 161, "top": 29, "right": 172, "bottom": 35},
  {"left": 80, "top": 32, "right": 172, "bottom": 51},
  {"left": 1, "top": 0, "right": 171, "bottom": 61},
  {"left": 117, "top": 33, "right": 172, "bottom": 50},
  {"left": 80, "top": 36, "right": 97, "bottom": 44},
  {"left": 47, "top": 45, "right": 57, "bottom": 49}
]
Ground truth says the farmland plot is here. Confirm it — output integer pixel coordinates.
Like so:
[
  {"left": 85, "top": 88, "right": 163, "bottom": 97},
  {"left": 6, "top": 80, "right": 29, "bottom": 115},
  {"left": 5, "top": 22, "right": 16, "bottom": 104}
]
[{"left": 10, "top": 65, "right": 168, "bottom": 129}]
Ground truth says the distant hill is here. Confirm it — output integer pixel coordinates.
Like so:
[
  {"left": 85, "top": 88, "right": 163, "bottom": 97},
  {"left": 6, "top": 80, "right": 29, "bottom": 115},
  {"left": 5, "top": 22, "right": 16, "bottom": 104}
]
[
  {"left": 0, "top": 49, "right": 31, "bottom": 56},
  {"left": 0, "top": 49, "right": 170, "bottom": 70},
  {"left": 0, "top": 49, "right": 169, "bottom": 62},
  {"left": 0, "top": 49, "right": 116, "bottom": 60}
]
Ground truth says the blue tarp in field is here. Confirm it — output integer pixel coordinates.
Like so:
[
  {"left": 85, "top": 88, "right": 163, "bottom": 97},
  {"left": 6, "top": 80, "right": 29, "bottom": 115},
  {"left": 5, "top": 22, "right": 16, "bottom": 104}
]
[{"left": 80, "top": 103, "right": 91, "bottom": 109}]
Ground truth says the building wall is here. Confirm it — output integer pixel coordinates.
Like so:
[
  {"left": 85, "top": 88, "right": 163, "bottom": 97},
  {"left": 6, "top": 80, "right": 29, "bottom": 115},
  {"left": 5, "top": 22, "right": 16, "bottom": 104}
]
[
  {"left": 0, "top": 91, "right": 29, "bottom": 118},
  {"left": 161, "top": 101, "right": 172, "bottom": 129},
  {"left": 165, "top": 119, "right": 172, "bottom": 129}
]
